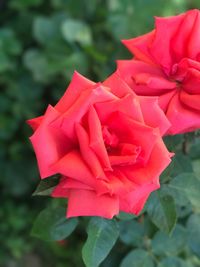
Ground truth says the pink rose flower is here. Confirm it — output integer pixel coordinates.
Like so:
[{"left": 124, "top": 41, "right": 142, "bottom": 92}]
[
  {"left": 27, "top": 72, "right": 172, "bottom": 218},
  {"left": 117, "top": 9, "right": 200, "bottom": 135}
]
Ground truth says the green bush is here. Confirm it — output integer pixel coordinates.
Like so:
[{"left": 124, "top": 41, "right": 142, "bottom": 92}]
[{"left": 1, "top": 0, "right": 200, "bottom": 266}]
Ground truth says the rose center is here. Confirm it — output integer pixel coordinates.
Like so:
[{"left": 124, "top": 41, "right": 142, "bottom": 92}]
[
  {"left": 170, "top": 63, "right": 185, "bottom": 88},
  {"left": 102, "top": 125, "right": 141, "bottom": 166},
  {"left": 102, "top": 126, "right": 119, "bottom": 152}
]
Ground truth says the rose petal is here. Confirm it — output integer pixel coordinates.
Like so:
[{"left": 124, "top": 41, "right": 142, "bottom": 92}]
[
  {"left": 180, "top": 91, "right": 200, "bottom": 111},
  {"left": 150, "top": 13, "right": 184, "bottom": 73},
  {"left": 88, "top": 106, "right": 112, "bottom": 171},
  {"left": 103, "top": 170, "right": 134, "bottom": 195},
  {"left": 166, "top": 92, "right": 200, "bottom": 134},
  {"left": 119, "top": 181, "right": 160, "bottom": 215},
  {"left": 133, "top": 72, "right": 176, "bottom": 90},
  {"left": 30, "top": 105, "right": 69, "bottom": 178},
  {"left": 171, "top": 10, "right": 200, "bottom": 62},
  {"left": 66, "top": 189, "right": 119, "bottom": 218},
  {"left": 75, "top": 123, "right": 108, "bottom": 180},
  {"left": 52, "top": 85, "right": 117, "bottom": 139},
  {"left": 95, "top": 94, "right": 144, "bottom": 124},
  {"left": 187, "top": 10, "right": 200, "bottom": 59},
  {"left": 106, "top": 111, "right": 158, "bottom": 164},
  {"left": 52, "top": 150, "right": 96, "bottom": 188},
  {"left": 122, "top": 31, "right": 156, "bottom": 64},
  {"left": 55, "top": 71, "right": 95, "bottom": 113},
  {"left": 103, "top": 71, "right": 135, "bottom": 98},
  {"left": 122, "top": 137, "right": 172, "bottom": 185},
  {"left": 51, "top": 176, "right": 69, "bottom": 198},
  {"left": 109, "top": 155, "right": 138, "bottom": 166},
  {"left": 138, "top": 96, "right": 171, "bottom": 135},
  {"left": 27, "top": 115, "right": 44, "bottom": 131}
]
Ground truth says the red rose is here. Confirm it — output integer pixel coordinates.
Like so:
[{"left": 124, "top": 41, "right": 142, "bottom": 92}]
[
  {"left": 27, "top": 71, "right": 172, "bottom": 218},
  {"left": 117, "top": 9, "right": 200, "bottom": 135}
]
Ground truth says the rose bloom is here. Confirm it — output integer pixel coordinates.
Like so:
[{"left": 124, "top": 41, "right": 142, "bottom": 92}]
[
  {"left": 28, "top": 71, "right": 172, "bottom": 218},
  {"left": 117, "top": 9, "right": 200, "bottom": 135}
]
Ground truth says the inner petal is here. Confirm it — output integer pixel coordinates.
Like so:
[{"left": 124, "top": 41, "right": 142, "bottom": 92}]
[{"left": 102, "top": 126, "right": 119, "bottom": 149}]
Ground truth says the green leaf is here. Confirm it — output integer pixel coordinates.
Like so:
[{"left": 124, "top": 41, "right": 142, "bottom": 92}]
[
  {"left": 146, "top": 191, "right": 177, "bottom": 234},
  {"left": 32, "top": 176, "right": 59, "bottom": 196},
  {"left": 158, "top": 257, "right": 193, "bottom": 267},
  {"left": 189, "top": 135, "right": 200, "bottom": 159},
  {"left": 116, "top": 211, "right": 136, "bottom": 221},
  {"left": 0, "top": 51, "right": 12, "bottom": 72},
  {"left": 171, "top": 154, "right": 193, "bottom": 177},
  {"left": 161, "top": 184, "right": 192, "bottom": 219},
  {"left": 23, "top": 49, "right": 50, "bottom": 83},
  {"left": 168, "top": 173, "right": 200, "bottom": 212},
  {"left": 119, "top": 220, "right": 145, "bottom": 247},
  {"left": 187, "top": 214, "right": 200, "bottom": 258},
  {"left": 0, "top": 28, "right": 22, "bottom": 55},
  {"left": 61, "top": 19, "right": 92, "bottom": 46},
  {"left": 152, "top": 224, "right": 186, "bottom": 256},
  {"left": 33, "top": 17, "right": 58, "bottom": 45},
  {"left": 120, "top": 249, "right": 155, "bottom": 267},
  {"left": 9, "top": 0, "right": 42, "bottom": 10},
  {"left": 82, "top": 217, "right": 119, "bottom": 267},
  {"left": 192, "top": 159, "right": 200, "bottom": 179},
  {"left": 31, "top": 205, "right": 78, "bottom": 241}
]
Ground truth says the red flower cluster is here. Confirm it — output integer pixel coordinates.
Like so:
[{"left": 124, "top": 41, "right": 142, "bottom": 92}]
[{"left": 28, "top": 9, "right": 199, "bottom": 218}]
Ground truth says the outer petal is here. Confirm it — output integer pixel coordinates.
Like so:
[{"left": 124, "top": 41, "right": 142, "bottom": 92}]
[
  {"left": 166, "top": 92, "right": 200, "bottom": 134},
  {"left": 119, "top": 180, "right": 160, "bottom": 215},
  {"left": 27, "top": 115, "right": 44, "bottom": 131},
  {"left": 52, "top": 176, "right": 93, "bottom": 199},
  {"left": 55, "top": 71, "right": 95, "bottom": 113},
  {"left": 66, "top": 189, "right": 119, "bottom": 218},
  {"left": 150, "top": 13, "right": 184, "bottom": 73},
  {"left": 187, "top": 10, "right": 200, "bottom": 59},
  {"left": 138, "top": 96, "right": 171, "bottom": 135},
  {"left": 52, "top": 150, "right": 97, "bottom": 189},
  {"left": 132, "top": 72, "right": 176, "bottom": 91},
  {"left": 103, "top": 71, "right": 135, "bottom": 98},
  {"left": 122, "top": 31, "right": 156, "bottom": 64},
  {"left": 171, "top": 9, "right": 200, "bottom": 62},
  {"left": 117, "top": 59, "right": 167, "bottom": 95},
  {"left": 29, "top": 105, "right": 69, "bottom": 178}
]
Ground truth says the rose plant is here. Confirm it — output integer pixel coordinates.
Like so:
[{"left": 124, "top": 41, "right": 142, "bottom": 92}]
[{"left": 29, "top": 9, "right": 200, "bottom": 267}]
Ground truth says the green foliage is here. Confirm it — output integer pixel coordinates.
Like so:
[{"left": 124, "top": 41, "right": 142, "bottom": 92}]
[
  {"left": 82, "top": 217, "right": 119, "bottom": 267},
  {"left": 168, "top": 173, "right": 200, "bottom": 212},
  {"left": 119, "top": 219, "right": 145, "bottom": 247},
  {"left": 120, "top": 249, "right": 155, "bottom": 267},
  {"left": 32, "top": 175, "right": 59, "bottom": 196},
  {"left": 151, "top": 225, "right": 186, "bottom": 256},
  {"left": 146, "top": 191, "right": 177, "bottom": 234},
  {"left": 187, "top": 214, "right": 200, "bottom": 258},
  {"left": 61, "top": 19, "right": 92, "bottom": 46},
  {"left": 1, "top": 0, "right": 200, "bottom": 266},
  {"left": 31, "top": 203, "right": 78, "bottom": 241}
]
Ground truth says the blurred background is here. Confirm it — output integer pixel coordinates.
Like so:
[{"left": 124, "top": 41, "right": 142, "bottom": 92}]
[{"left": 1, "top": 0, "right": 200, "bottom": 266}]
